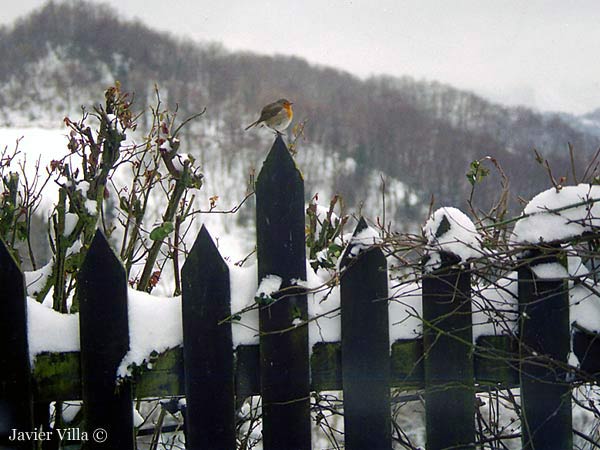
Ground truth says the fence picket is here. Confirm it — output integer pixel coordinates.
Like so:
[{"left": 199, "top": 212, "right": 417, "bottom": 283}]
[
  {"left": 422, "top": 253, "right": 475, "bottom": 450},
  {"left": 573, "top": 326, "right": 600, "bottom": 374},
  {"left": 255, "top": 135, "right": 311, "bottom": 450},
  {"left": 77, "top": 230, "right": 134, "bottom": 449},
  {"left": 518, "top": 250, "right": 572, "bottom": 450},
  {"left": 340, "top": 218, "right": 391, "bottom": 449},
  {"left": 0, "top": 240, "right": 34, "bottom": 448},
  {"left": 181, "top": 225, "right": 235, "bottom": 450}
]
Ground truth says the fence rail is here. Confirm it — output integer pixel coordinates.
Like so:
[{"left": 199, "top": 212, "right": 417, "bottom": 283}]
[{"left": 2, "top": 135, "right": 600, "bottom": 449}]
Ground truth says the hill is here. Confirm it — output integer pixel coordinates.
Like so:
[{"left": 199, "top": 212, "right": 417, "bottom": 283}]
[{"left": 1, "top": 0, "right": 599, "bottom": 226}]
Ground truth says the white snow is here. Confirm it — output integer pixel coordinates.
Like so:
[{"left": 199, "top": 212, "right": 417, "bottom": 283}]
[
  {"left": 229, "top": 260, "right": 343, "bottom": 351},
  {"left": 255, "top": 274, "right": 283, "bottom": 298},
  {"left": 568, "top": 252, "right": 589, "bottom": 278},
  {"left": 61, "top": 401, "right": 82, "bottom": 423},
  {"left": 24, "top": 252, "right": 526, "bottom": 371},
  {"left": 472, "top": 275, "right": 519, "bottom": 340},
  {"left": 106, "top": 114, "right": 117, "bottom": 127},
  {"left": 171, "top": 153, "right": 190, "bottom": 172},
  {"left": 117, "top": 289, "right": 183, "bottom": 378},
  {"left": 28, "top": 287, "right": 185, "bottom": 375},
  {"left": 312, "top": 204, "right": 340, "bottom": 233},
  {"left": 423, "top": 207, "right": 482, "bottom": 269},
  {"left": 389, "top": 281, "right": 422, "bottom": 340},
  {"left": 78, "top": 181, "right": 91, "bottom": 196},
  {"left": 230, "top": 264, "right": 259, "bottom": 347},
  {"left": 571, "top": 283, "right": 600, "bottom": 334},
  {"left": 390, "top": 274, "right": 519, "bottom": 343},
  {"left": 348, "top": 225, "right": 381, "bottom": 257},
  {"left": 24, "top": 261, "right": 54, "bottom": 297},
  {"left": 0, "top": 128, "right": 71, "bottom": 214},
  {"left": 49, "top": 401, "right": 82, "bottom": 427},
  {"left": 306, "top": 262, "right": 341, "bottom": 349},
  {"left": 84, "top": 199, "right": 98, "bottom": 215},
  {"left": 133, "top": 406, "right": 145, "bottom": 427},
  {"left": 531, "top": 262, "right": 569, "bottom": 279},
  {"left": 64, "top": 213, "right": 78, "bottom": 236},
  {"left": 27, "top": 298, "right": 80, "bottom": 365},
  {"left": 513, "top": 184, "right": 600, "bottom": 243}
]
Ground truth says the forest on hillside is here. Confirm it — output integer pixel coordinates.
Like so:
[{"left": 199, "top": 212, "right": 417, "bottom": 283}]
[{"left": 1, "top": 0, "right": 599, "bottom": 220}]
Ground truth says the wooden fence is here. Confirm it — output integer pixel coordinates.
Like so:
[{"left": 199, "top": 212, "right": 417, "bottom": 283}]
[{"left": 1, "top": 135, "right": 600, "bottom": 449}]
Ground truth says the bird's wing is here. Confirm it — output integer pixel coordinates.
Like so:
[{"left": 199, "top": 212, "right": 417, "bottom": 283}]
[{"left": 257, "top": 102, "right": 283, "bottom": 122}]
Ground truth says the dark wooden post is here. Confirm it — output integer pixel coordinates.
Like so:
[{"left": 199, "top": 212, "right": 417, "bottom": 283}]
[
  {"left": 235, "top": 345, "right": 261, "bottom": 408},
  {"left": 422, "top": 252, "right": 475, "bottom": 450},
  {"left": 78, "top": 230, "right": 134, "bottom": 449},
  {"left": 0, "top": 239, "right": 34, "bottom": 449},
  {"left": 572, "top": 325, "right": 600, "bottom": 374},
  {"left": 340, "top": 218, "right": 391, "bottom": 449},
  {"left": 518, "top": 250, "right": 572, "bottom": 450},
  {"left": 255, "top": 135, "right": 311, "bottom": 450},
  {"left": 181, "top": 225, "right": 235, "bottom": 450}
]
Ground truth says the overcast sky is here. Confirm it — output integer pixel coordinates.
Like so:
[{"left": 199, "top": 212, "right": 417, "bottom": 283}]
[{"left": 3, "top": 0, "right": 600, "bottom": 115}]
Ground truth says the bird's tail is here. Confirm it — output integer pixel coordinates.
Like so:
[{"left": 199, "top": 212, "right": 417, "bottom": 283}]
[{"left": 245, "top": 120, "right": 259, "bottom": 131}]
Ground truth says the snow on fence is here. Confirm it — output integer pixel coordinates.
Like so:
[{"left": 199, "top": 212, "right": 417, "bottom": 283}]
[{"left": 1, "top": 135, "right": 600, "bottom": 449}]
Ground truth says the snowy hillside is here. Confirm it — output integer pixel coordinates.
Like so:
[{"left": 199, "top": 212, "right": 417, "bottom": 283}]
[
  {"left": 0, "top": 123, "right": 419, "bottom": 286},
  {"left": 3, "top": 0, "right": 600, "bottom": 224}
]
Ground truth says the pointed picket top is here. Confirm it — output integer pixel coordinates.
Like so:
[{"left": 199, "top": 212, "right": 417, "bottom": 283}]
[
  {"left": 181, "top": 224, "right": 235, "bottom": 449},
  {"left": 340, "top": 217, "right": 381, "bottom": 269},
  {"left": 0, "top": 238, "right": 24, "bottom": 299},
  {"left": 0, "top": 238, "right": 34, "bottom": 441},
  {"left": 0, "top": 237, "right": 27, "bottom": 324},
  {"left": 80, "top": 228, "right": 125, "bottom": 281},
  {"left": 182, "top": 224, "right": 228, "bottom": 281},
  {"left": 350, "top": 216, "right": 369, "bottom": 237},
  {"left": 78, "top": 228, "right": 133, "bottom": 449},
  {"left": 255, "top": 136, "right": 311, "bottom": 449},
  {"left": 256, "top": 134, "right": 302, "bottom": 186},
  {"left": 256, "top": 134, "right": 306, "bottom": 282},
  {"left": 339, "top": 216, "right": 391, "bottom": 449},
  {"left": 0, "top": 237, "right": 21, "bottom": 274}
]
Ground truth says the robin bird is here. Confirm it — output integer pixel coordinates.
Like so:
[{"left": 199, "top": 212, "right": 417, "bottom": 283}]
[{"left": 245, "top": 98, "right": 293, "bottom": 133}]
